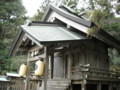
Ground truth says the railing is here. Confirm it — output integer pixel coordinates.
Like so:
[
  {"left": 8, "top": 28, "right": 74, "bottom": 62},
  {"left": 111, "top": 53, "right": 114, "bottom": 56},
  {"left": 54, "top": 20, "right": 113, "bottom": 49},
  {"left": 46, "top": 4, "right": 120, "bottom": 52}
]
[{"left": 71, "top": 64, "right": 120, "bottom": 81}]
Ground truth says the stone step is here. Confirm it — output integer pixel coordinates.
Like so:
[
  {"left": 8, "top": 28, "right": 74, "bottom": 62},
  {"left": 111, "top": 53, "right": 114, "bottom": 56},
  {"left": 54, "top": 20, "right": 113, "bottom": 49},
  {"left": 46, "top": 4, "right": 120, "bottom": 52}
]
[
  {"left": 40, "top": 85, "right": 67, "bottom": 90},
  {"left": 47, "top": 81, "right": 71, "bottom": 84},
  {"left": 47, "top": 82, "right": 70, "bottom": 85},
  {"left": 47, "top": 79, "right": 71, "bottom": 85},
  {"left": 47, "top": 79, "right": 71, "bottom": 82},
  {"left": 47, "top": 85, "right": 67, "bottom": 88},
  {"left": 47, "top": 88, "right": 65, "bottom": 90},
  {"left": 37, "top": 87, "right": 66, "bottom": 90},
  {"left": 47, "top": 84, "right": 70, "bottom": 87},
  {"left": 38, "top": 79, "right": 71, "bottom": 90}
]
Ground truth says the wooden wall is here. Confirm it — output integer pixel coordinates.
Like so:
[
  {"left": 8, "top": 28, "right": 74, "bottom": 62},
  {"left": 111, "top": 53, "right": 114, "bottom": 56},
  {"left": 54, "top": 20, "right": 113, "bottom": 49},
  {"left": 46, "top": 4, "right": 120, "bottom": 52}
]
[
  {"left": 52, "top": 39, "right": 109, "bottom": 78},
  {"left": 69, "top": 40, "right": 109, "bottom": 69}
]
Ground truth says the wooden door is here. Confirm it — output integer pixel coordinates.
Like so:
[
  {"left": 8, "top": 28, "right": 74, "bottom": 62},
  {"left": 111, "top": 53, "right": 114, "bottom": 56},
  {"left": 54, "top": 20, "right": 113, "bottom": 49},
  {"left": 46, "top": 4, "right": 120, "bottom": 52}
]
[{"left": 53, "top": 52, "right": 64, "bottom": 79}]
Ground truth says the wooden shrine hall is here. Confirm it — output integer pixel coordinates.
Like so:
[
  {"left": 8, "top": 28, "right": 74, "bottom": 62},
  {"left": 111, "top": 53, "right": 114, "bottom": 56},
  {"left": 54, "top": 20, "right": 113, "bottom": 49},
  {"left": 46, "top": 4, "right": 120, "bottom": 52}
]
[{"left": 9, "top": 4, "right": 120, "bottom": 90}]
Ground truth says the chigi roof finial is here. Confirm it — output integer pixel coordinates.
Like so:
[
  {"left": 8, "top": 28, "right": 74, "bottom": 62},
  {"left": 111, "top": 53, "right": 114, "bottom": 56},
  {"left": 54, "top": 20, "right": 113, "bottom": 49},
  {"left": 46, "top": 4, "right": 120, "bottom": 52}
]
[{"left": 54, "top": 0, "right": 66, "bottom": 7}]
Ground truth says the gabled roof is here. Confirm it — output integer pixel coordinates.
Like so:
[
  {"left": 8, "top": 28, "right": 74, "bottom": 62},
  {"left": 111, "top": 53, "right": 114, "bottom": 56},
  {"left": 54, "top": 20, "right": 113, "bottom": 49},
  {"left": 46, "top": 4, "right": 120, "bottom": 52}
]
[
  {"left": 41, "top": 4, "right": 93, "bottom": 27},
  {"left": 21, "top": 24, "right": 87, "bottom": 44},
  {"left": 41, "top": 4, "right": 120, "bottom": 50},
  {"left": 8, "top": 22, "right": 87, "bottom": 56}
]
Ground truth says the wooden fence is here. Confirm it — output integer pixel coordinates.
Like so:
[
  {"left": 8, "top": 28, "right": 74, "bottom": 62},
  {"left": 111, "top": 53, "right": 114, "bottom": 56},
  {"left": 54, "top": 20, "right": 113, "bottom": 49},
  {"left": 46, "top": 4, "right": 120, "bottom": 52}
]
[
  {"left": 0, "top": 78, "right": 38, "bottom": 90},
  {"left": 0, "top": 81, "right": 10, "bottom": 90},
  {"left": 71, "top": 64, "right": 120, "bottom": 81}
]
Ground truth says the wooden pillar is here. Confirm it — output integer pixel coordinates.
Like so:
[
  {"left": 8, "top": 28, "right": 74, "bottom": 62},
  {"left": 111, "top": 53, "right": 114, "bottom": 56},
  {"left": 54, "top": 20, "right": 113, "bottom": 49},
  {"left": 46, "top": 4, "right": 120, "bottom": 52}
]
[
  {"left": 49, "top": 54, "right": 54, "bottom": 79},
  {"left": 116, "top": 84, "right": 120, "bottom": 90},
  {"left": 49, "top": 55, "right": 52, "bottom": 79},
  {"left": 68, "top": 52, "right": 72, "bottom": 79},
  {"left": 81, "top": 80, "right": 87, "bottom": 90},
  {"left": 109, "top": 84, "right": 113, "bottom": 90},
  {"left": 63, "top": 53, "right": 66, "bottom": 78},
  {"left": 81, "top": 83, "right": 87, "bottom": 90},
  {"left": 81, "top": 66, "right": 87, "bottom": 90},
  {"left": 44, "top": 46, "right": 49, "bottom": 90},
  {"left": 97, "top": 83, "right": 101, "bottom": 90},
  {"left": 24, "top": 53, "right": 30, "bottom": 90}
]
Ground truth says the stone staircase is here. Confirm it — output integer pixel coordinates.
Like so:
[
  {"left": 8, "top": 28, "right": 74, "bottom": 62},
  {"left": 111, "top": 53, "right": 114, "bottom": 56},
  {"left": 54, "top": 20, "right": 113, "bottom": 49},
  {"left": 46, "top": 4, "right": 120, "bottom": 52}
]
[{"left": 37, "top": 79, "right": 71, "bottom": 90}]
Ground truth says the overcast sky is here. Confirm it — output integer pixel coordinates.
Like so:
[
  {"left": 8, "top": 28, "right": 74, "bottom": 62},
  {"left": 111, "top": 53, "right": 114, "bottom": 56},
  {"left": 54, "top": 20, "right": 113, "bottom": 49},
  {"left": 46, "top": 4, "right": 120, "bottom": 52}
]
[{"left": 22, "top": 0, "right": 45, "bottom": 17}]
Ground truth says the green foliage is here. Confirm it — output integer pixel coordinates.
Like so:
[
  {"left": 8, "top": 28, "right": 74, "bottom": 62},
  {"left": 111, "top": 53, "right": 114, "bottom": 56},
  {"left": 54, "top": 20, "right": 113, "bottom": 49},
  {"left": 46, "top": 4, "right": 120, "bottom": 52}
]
[
  {"left": 88, "top": 0, "right": 95, "bottom": 10},
  {"left": 0, "top": 0, "right": 27, "bottom": 74},
  {"left": 87, "top": 26, "right": 99, "bottom": 36},
  {"left": 108, "top": 49, "right": 120, "bottom": 72},
  {"left": 90, "top": 10, "right": 104, "bottom": 25},
  {"left": 116, "top": 4, "right": 120, "bottom": 14},
  {"left": 102, "top": 18, "right": 120, "bottom": 40},
  {"left": 0, "top": 55, "right": 27, "bottom": 74},
  {"left": 0, "top": 0, "right": 27, "bottom": 38},
  {"left": 1, "top": 70, "right": 7, "bottom": 75},
  {"left": 87, "top": 0, "right": 114, "bottom": 26}
]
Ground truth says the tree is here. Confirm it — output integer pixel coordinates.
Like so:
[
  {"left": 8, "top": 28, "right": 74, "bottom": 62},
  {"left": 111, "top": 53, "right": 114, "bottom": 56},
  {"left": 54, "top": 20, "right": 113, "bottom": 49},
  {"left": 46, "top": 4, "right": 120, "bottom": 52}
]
[
  {"left": 0, "top": 0, "right": 27, "bottom": 74},
  {"left": 32, "top": 0, "right": 52, "bottom": 20},
  {"left": 0, "top": 0, "right": 26, "bottom": 38}
]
